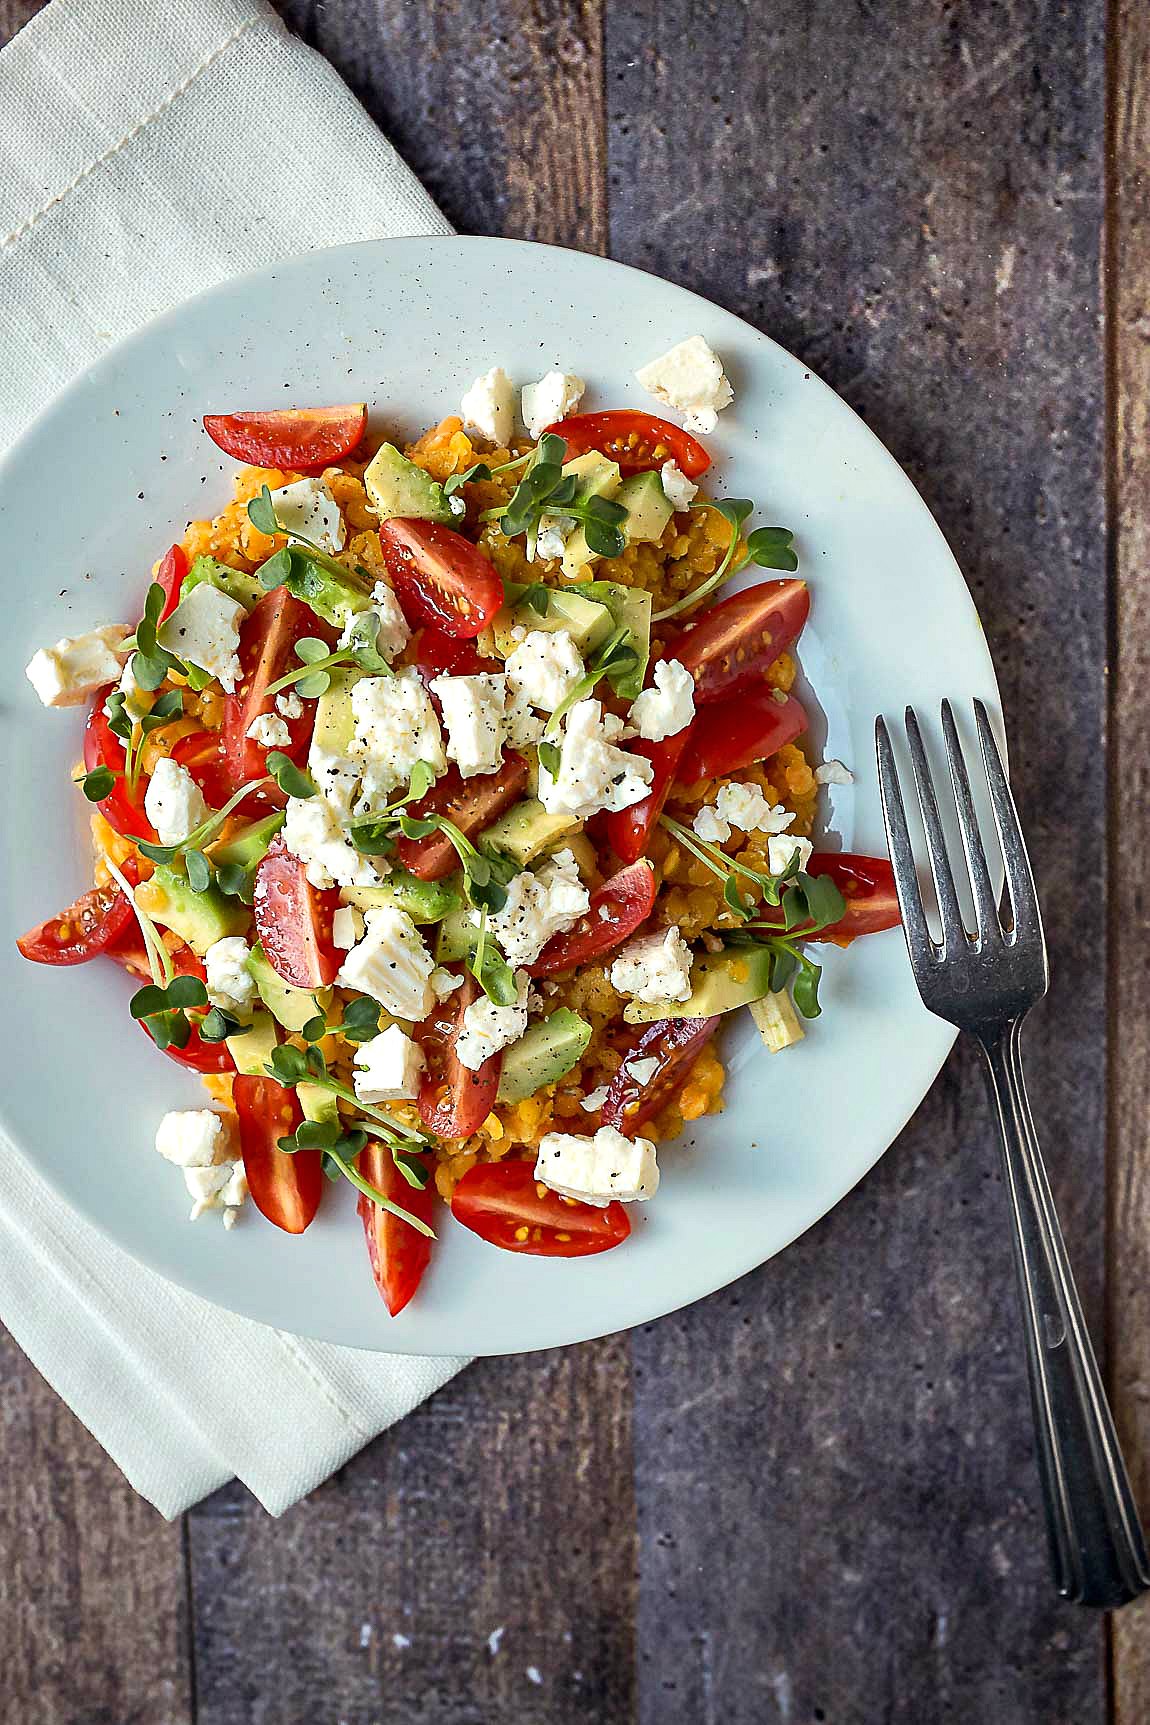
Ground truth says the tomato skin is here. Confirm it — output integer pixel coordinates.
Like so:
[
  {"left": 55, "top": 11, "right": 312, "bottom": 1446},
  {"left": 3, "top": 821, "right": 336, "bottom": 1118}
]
[
  {"left": 233, "top": 1075, "right": 323, "bottom": 1234},
  {"left": 17, "top": 861, "right": 138, "bottom": 965},
  {"left": 170, "top": 729, "right": 236, "bottom": 808},
  {"left": 252, "top": 837, "right": 341, "bottom": 988},
  {"left": 221, "top": 588, "right": 329, "bottom": 803},
  {"left": 357, "top": 1142, "right": 435, "bottom": 1316},
  {"left": 106, "top": 931, "right": 205, "bottom": 981},
  {"left": 451, "top": 1161, "right": 631, "bottom": 1257},
  {"left": 139, "top": 1015, "right": 234, "bottom": 1073},
  {"left": 601, "top": 1016, "right": 721, "bottom": 1134},
  {"left": 417, "top": 973, "right": 503, "bottom": 1140},
  {"left": 202, "top": 404, "right": 367, "bottom": 469},
  {"left": 544, "top": 411, "right": 711, "bottom": 480},
  {"left": 759, "top": 852, "right": 901, "bottom": 942},
  {"left": 676, "top": 690, "right": 807, "bottom": 783},
  {"left": 82, "top": 702, "right": 157, "bottom": 842},
  {"left": 396, "top": 753, "right": 529, "bottom": 881},
  {"left": 604, "top": 732, "right": 692, "bottom": 865},
  {"left": 413, "top": 625, "right": 499, "bottom": 682},
  {"left": 378, "top": 520, "right": 504, "bottom": 639},
  {"left": 155, "top": 544, "right": 188, "bottom": 621},
  {"left": 529, "top": 861, "right": 658, "bottom": 976},
  {"left": 674, "top": 580, "right": 810, "bottom": 705}
]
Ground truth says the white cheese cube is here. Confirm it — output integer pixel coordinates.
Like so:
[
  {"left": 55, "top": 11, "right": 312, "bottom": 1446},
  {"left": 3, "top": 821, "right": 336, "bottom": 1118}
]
[
  {"left": 460, "top": 366, "right": 515, "bottom": 445},
  {"left": 246, "top": 712, "right": 292, "bottom": 748},
  {"left": 353, "top": 1023, "right": 426, "bottom": 1103},
  {"left": 767, "top": 833, "right": 814, "bottom": 876},
  {"left": 535, "top": 1124, "right": 659, "bottom": 1206},
  {"left": 538, "top": 700, "right": 654, "bottom": 819},
  {"left": 628, "top": 657, "right": 695, "bottom": 742},
  {"left": 143, "top": 756, "right": 209, "bottom": 847},
  {"left": 430, "top": 672, "right": 508, "bottom": 779},
  {"left": 505, "top": 692, "right": 547, "bottom": 748},
  {"left": 281, "top": 791, "right": 379, "bottom": 891},
  {"left": 26, "top": 624, "right": 131, "bottom": 708},
  {"left": 158, "top": 584, "right": 246, "bottom": 693},
  {"left": 362, "top": 582, "right": 412, "bottom": 662},
  {"left": 332, "top": 904, "right": 365, "bottom": 949},
  {"left": 504, "top": 628, "right": 585, "bottom": 713},
  {"left": 484, "top": 848, "right": 590, "bottom": 966},
  {"left": 714, "top": 781, "right": 795, "bottom": 836},
  {"left": 349, "top": 669, "right": 445, "bottom": 809},
  {"left": 455, "top": 970, "right": 532, "bottom": 1072},
  {"left": 609, "top": 925, "right": 693, "bottom": 1005},
  {"left": 204, "top": 936, "right": 254, "bottom": 1012},
  {"left": 814, "top": 759, "right": 854, "bottom": 786},
  {"left": 520, "top": 370, "right": 586, "bottom": 440},
  {"left": 155, "top": 1109, "right": 236, "bottom": 1169},
  {"left": 306, "top": 748, "right": 360, "bottom": 815},
  {"left": 269, "top": 476, "right": 346, "bottom": 554},
  {"left": 336, "top": 907, "right": 437, "bottom": 1020},
  {"left": 184, "top": 1158, "right": 248, "bottom": 1221},
  {"left": 635, "top": 335, "right": 734, "bottom": 435},
  {"left": 660, "top": 459, "right": 698, "bottom": 510},
  {"left": 276, "top": 690, "right": 304, "bottom": 720}
]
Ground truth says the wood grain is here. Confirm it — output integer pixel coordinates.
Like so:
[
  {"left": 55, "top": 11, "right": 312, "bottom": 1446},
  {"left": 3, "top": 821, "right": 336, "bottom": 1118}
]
[
  {"left": 608, "top": 2, "right": 1110, "bottom": 1718},
  {"left": 0, "top": 0, "right": 38, "bottom": 40},
  {"left": 1108, "top": 0, "right": 1150, "bottom": 1714}
]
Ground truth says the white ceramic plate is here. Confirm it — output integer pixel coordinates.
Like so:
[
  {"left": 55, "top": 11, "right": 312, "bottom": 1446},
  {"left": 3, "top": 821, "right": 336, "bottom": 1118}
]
[{"left": 0, "top": 238, "right": 999, "bottom": 1355}]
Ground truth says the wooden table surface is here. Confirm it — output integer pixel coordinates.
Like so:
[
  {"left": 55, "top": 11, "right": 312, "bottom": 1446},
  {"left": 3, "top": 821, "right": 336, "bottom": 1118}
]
[{"left": 2, "top": 1, "right": 1148, "bottom": 1719}]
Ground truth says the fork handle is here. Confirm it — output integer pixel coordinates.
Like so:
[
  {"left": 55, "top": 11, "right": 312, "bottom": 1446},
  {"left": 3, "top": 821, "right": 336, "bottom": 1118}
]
[{"left": 978, "top": 1023, "right": 1149, "bottom": 1607}]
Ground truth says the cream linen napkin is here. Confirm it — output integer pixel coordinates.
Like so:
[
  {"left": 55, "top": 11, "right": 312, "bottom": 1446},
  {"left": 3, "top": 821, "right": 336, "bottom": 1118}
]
[{"left": 0, "top": 0, "right": 468, "bottom": 1517}]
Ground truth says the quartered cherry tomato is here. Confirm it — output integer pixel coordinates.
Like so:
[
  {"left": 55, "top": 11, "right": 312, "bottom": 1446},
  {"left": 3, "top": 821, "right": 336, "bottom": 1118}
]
[
  {"left": 451, "top": 1161, "right": 632, "bottom": 1257},
  {"left": 138, "top": 1015, "right": 234, "bottom": 1074},
  {"left": 529, "top": 861, "right": 658, "bottom": 976},
  {"left": 105, "top": 931, "right": 205, "bottom": 982},
  {"left": 396, "top": 753, "right": 529, "bottom": 881},
  {"left": 233, "top": 1075, "right": 323, "bottom": 1234},
  {"left": 17, "top": 860, "right": 139, "bottom": 966},
  {"left": 378, "top": 520, "right": 504, "bottom": 639},
  {"left": 357, "top": 1142, "right": 436, "bottom": 1316},
  {"left": 417, "top": 973, "right": 503, "bottom": 1140},
  {"left": 82, "top": 701, "right": 156, "bottom": 843},
  {"left": 674, "top": 580, "right": 810, "bottom": 705},
  {"left": 202, "top": 404, "right": 367, "bottom": 469},
  {"left": 676, "top": 690, "right": 808, "bottom": 783},
  {"left": 154, "top": 544, "right": 188, "bottom": 621},
  {"left": 604, "top": 733, "right": 692, "bottom": 865},
  {"left": 752, "top": 853, "right": 901, "bottom": 942},
  {"left": 252, "top": 837, "right": 341, "bottom": 989},
  {"left": 601, "top": 1016, "right": 720, "bottom": 1134},
  {"left": 170, "top": 729, "right": 235, "bottom": 808},
  {"left": 412, "top": 625, "right": 499, "bottom": 682},
  {"left": 221, "top": 587, "right": 329, "bottom": 803},
  {"left": 543, "top": 410, "right": 711, "bottom": 480}
]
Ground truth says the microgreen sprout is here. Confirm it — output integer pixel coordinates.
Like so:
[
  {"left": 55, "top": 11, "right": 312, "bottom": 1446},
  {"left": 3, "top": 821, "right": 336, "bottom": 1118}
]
[
  {"left": 104, "top": 856, "right": 170, "bottom": 988},
  {"left": 128, "top": 973, "right": 213, "bottom": 1052},
  {"left": 653, "top": 501, "right": 798, "bottom": 622},
  {"left": 129, "top": 582, "right": 190, "bottom": 691},
  {"left": 136, "top": 764, "right": 307, "bottom": 869},
  {"left": 263, "top": 613, "right": 392, "bottom": 701},
  {"left": 481, "top": 434, "right": 630, "bottom": 559},
  {"left": 535, "top": 626, "right": 640, "bottom": 785},
  {"left": 443, "top": 449, "right": 533, "bottom": 496}
]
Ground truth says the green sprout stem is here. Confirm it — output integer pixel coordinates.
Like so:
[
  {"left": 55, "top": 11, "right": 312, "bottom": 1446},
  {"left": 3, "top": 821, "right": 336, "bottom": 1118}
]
[{"left": 653, "top": 504, "right": 744, "bottom": 622}]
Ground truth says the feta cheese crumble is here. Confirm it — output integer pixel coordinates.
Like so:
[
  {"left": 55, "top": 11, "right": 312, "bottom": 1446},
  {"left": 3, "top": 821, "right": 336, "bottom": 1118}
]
[
  {"left": 460, "top": 366, "right": 515, "bottom": 445},
  {"left": 154, "top": 1109, "right": 247, "bottom": 1222},
  {"left": 349, "top": 669, "right": 445, "bottom": 808},
  {"left": 692, "top": 782, "right": 796, "bottom": 845},
  {"left": 430, "top": 671, "right": 508, "bottom": 779},
  {"left": 144, "top": 756, "right": 209, "bottom": 847},
  {"left": 246, "top": 712, "right": 292, "bottom": 749},
  {"left": 505, "top": 629, "right": 585, "bottom": 714},
  {"left": 455, "top": 969, "right": 532, "bottom": 1071},
  {"left": 158, "top": 584, "right": 246, "bottom": 693},
  {"left": 332, "top": 905, "right": 365, "bottom": 949},
  {"left": 628, "top": 657, "right": 695, "bottom": 742},
  {"left": 340, "top": 581, "right": 410, "bottom": 664},
  {"left": 353, "top": 1024, "right": 425, "bottom": 1103},
  {"left": 580, "top": 1084, "right": 611, "bottom": 1113},
  {"left": 535, "top": 1124, "right": 660, "bottom": 1206},
  {"left": 625, "top": 1055, "right": 660, "bottom": 1087},
  {"left": 483, "top": 848, "right": 590, "bottom": 966},
  {"left": 276, "top": 690, "right": 304, "bottom": 720},
  {"left": 635, "top": 335, "right": 734, "bottom": 435},
  {"left": 767, "top": 833, "right": 814, "bottom": 876},
  {"left": 609, "top": 925, "right": 693, "bottom": 1005},
  {"left": 815, "top": 759, "right": 854, "bottom": 786},
  {"left": 282, "top": 756, "right": 380, "bottom": 890},
  {"left": 538, "top": 700, "right": 654, "bottom": 819},
  {"left": 26, "top": 624, "right": 131, "bottom": 708},
  {"left": 660, "top": 459, "right": 698, "bottom": 510},
  {"left": 520, "top": 370, "right": 586, "bottom": 440},
  {"left": 268, "top": 476, "right": 346, "bottom": 554},
  {"left": 336, "top": 907, "right": 437, "bottom": 1020},
  {"left": 204, "top": 936, "right": 254, "bottom": 1012},
  {"left": 431, "top": 966, "right": 465, "bottom": 999}
]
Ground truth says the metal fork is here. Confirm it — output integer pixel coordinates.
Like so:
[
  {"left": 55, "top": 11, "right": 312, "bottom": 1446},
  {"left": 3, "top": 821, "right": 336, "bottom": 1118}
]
[{"left": 875, "top": 699, "right": 1149, "bottom": 1609}]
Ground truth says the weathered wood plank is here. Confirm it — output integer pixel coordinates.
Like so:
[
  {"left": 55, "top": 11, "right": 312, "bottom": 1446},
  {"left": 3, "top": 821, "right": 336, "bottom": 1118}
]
[
  {"left": 608, "top": 2, "right": 1110, "bottom": 1718},
  {"left": 0, "top": 1328, "right": 193, "bottom": 1725},
  {"left": 0, "top": 0, "right": 39, "bottom": 42},
  {"left": 1109, "top": 0, "right": 1150, "bottom": 1713}
]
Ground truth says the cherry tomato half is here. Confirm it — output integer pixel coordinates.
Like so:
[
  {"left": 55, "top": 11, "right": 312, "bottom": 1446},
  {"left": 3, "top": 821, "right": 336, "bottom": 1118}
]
[
  {"left": 753, "top": 853, "right": 901, "bottom": 943},
  {"left": 529, "top": 861, "right": 658, "bottom": 976},
  {"left": 233, "top": 1074, "right": 323, "bottom": 1234},
  {"left": 357, "top": 1142, "right": 436, "bottom": 1316},
  {"left": 170, "top": 729, "right": 236, "bottom": 808},
  {"left": 221, "top": 587, "right": 329, "bottom": 803},
  {"left": 202, "top": 404, "right": 367, "bottom": 469},
  {"left": 417, "top": 973, "right": 503, "bottom": 1140},
  {"left": 253, "top": 836, "right": 341, "bottom": 989},
  {"left": 674, "top": 580, "right": 810, "bottom": 705},
  {"left": 676, "top": 690, "right": 808, "bottom": 784},
  {"left": 17, "top": 861, "right": 139, "bottom": 966},
  {"left": 138, "top": 1014, "right": 234, "bottom": 1073},
  {"left": 601, "top": 1016, "right": 720, "bottom": 1134},
  {"left": 412, "top": 625, "right": 500, "bottom": 682},
  {"left": 105, "top": 931, "right": 205, "bottom": 982},
  {"left": 378, "top": 520, "right": 504, "bottom": 640},
  {"left": 155, "top": 544, "right": 188, "bottom": 621},
  {"left": 396, "top": 753, "right": 529, "bottom": 881},
  {"left": 82, "top": 701, "right": 157, "bottom": 843},
  {"left": 543, "top": 410, "right": 711, "bottom": 480},
  {"left": 451, "top": 1161, "right": 632, "bottom": 1257},
  {"left": 604, "top": 732, "right": 692, "bottom": 865}
]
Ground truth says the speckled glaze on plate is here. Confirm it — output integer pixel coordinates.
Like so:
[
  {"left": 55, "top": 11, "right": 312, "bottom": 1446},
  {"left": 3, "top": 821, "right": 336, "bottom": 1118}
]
[{"left": 0, "top": 238, "right": 999, "bottom": 1355}]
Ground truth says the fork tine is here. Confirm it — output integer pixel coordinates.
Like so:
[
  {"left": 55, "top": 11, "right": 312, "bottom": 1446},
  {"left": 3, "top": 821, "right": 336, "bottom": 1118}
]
[
  {"left": 875, "top": 716, "right": 935, "bottom": 968},
  {"left": 973, "top": 700, "right": 1043, "bottom": 943},
  {"left": 903, "top": 706, "right": 969, "bottom": 953},
  {"left": 940, "top": 699, "right": 999, "bottom": 943}
]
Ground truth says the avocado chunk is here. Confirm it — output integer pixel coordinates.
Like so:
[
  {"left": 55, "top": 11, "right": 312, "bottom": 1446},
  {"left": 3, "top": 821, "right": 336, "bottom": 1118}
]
[
  {"left": 212, "top": 811, "right": 285, "bottom": 871},
  {"left": 434, "top": 902, "right": 475, "bottom": 964},
  {"left": 340, "top": 868, "right": 461, "bottom": 925},
  {"left": 496, "top": 1010, "right": 592, "bottom": 1103},
  {"left": 364, "top": 443, "right": 454, "bottom": 524},
  {"left": 491, "top": 583, "right": 614, "bottom": 658},
  {"left": 623, "top": 943, "right": 774, "bottom": 1024},
  {"left": 181, "top": 555, "right": 264, "bottom": 612},
  {"left": 284, "top": 557, "right": 373, "bottom": 633},
  {"left": 227, "top": 1009, "right": 279, "bottom": 1077},
  {"left": 578, "top": 580, "right": 652, "bottom": 700},
  {"left": 482, "top": 798, "right": 583, "bottom": 866},
  {"left": 246, "top": 943, "right": 330, "bottom": 1034},
  {"left": 559, "top": 455, "right": 624, "bottom": 581},
  {"left": 298, "top": 1082, "right": 340, "bottom": 1126},
  {"left": 139, "top": 864, "right": 248, "bottom": 956},
  {"left": 616, "top": 471, "right": 675, "bottom": 545},
  {"left": 311, "top": 667, "right": 364, "bottom": 756}
]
